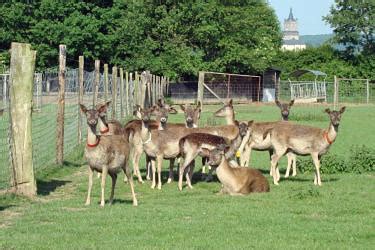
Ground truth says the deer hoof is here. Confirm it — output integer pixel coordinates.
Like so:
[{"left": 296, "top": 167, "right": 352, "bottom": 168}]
[
  {"left": 85, "top": 201, "right": 90, "bottom": 206},
  {"left": 167, "top": 178, "right": 172, "bottom": 184},
  {"left": 133, "top": 200, "right": 138, "bottom": 207}
]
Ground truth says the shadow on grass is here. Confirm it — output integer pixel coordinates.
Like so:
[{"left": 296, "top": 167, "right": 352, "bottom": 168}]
[
  {"left": 37, "top": 179, "right": 71, "bottom": 196},
  {"left": 0, "top": 204, "right": 14, "bottom": 211},
  {"left": 108, "top": 199, "right": 134, "bottom": 205},
  {"left": 279, "top": 176, "right": 339, "bottom": 183}
]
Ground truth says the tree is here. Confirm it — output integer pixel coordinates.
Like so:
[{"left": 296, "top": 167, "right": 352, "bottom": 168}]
[{"left": 324, "top": 0, "right": 375, "bottom": 56}]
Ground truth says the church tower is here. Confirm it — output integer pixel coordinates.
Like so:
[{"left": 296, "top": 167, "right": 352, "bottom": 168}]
[{"left": 281, "top": 8, "right": 306, "bottom": 50}]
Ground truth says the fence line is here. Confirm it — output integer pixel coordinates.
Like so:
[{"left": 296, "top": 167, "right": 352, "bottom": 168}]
[{"left": 0, "top": 51, "right": 167, "bottom": 192}]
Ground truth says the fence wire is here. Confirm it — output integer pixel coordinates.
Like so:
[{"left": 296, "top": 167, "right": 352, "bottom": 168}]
[{"left": 0, "top": 68, "right": 165, "bottom": 190}]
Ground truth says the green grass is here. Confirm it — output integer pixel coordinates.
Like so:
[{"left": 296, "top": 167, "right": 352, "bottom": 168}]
[{"left": 0, "top": 103, "right": 374, "bottom": 249}]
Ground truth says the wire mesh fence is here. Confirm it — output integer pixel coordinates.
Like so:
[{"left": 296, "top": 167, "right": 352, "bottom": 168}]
[{"left": 0, "top": 67, "right": 166, "bottom": 191}]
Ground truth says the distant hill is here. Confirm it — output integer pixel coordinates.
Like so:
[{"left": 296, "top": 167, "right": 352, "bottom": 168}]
[{"left": 300, "top": 34, "right": 334, "bottom": 47}]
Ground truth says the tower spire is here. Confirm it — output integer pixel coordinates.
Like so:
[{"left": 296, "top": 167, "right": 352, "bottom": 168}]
[{"left": 288, "top": 7, "right": 295, "bottom": 21}]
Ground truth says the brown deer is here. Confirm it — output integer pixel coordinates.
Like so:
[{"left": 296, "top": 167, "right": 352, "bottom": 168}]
[
  {"left": 138, "top": 106, "right": 239, "bottom": 190},
  {"left": 217, "top": 99, "right": 295, "bottom": 181},
  {"left": 178, "top": 121, "right": 252, "bottom": 186},
  {"left": 275, "top": 100, "right": 297, "bottom": 178},
  {"left": 80, "top": 103, "right": 137, "bottom": 207},
  {"left": 125, "top": 101, "right": 200, "bottom": 184},
  {"left": 206, "top": 144, "right": 269, "bottom": 195},
  {"left": 266, "top": 107, "right": 346, "bottom": 186}
]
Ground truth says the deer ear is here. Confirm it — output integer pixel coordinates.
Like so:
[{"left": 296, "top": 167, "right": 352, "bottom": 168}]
[
  {"left": 201, "top": 148, "right": 210, "bottom": 157},
  {"left": 228, "top": 99, "right": 233, "bottom": 106},
  {"left": 324, "top": 108, "right": 331, "bottom": 114},
  {"left": 79, "top": 104, "right": 88, "bottom": 113},
  {"left": 275, "top": 100, "right": 281, "bottom": 108},
  {"left": 289, "top": 100, "right": 294, "bottom": 106},
  {"left": 248, "top": 120, "right": 254, "bottom": 127},
  {"left": 97, "top": 103, "right": 109, "bottom": 113},
  {"left": 339, "top": 106, "right": 346, "bottom": 113},
  {"left": 157, "top": 99, "right": 164, "bottom": 107},
  {"left": 196, "top": 101, "right": 201, "bottom": 109},
  {"left": 179, "top": 104, "right": 185, "bottom": 112},
  {"left": 169, "top": 106, "right": 178, "bottom": 114}
]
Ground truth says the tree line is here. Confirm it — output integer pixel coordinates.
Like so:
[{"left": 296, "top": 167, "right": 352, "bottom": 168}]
[{"left": 0, "top": 0, "right": 373, "bottom": 80}]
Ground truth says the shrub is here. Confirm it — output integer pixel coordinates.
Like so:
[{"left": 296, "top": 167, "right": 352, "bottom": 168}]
[{"left": 296, "top": 145, "right": 375, "bottom": 174}]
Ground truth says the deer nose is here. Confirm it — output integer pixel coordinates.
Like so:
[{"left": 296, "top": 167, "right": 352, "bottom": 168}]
[
  {"left": 186, "top": 117, "right": 193, "bottom": 122},
  {"left": 160, "top": 117, "right": 167, "bottom": 123},
  {"left": 88, "top": 119, "right": 97, "bottom": 125}
]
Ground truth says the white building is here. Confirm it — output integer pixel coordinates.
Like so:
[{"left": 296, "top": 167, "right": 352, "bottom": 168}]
[{"left": 281, "top": 8, "right": 306, "bottom": 51}]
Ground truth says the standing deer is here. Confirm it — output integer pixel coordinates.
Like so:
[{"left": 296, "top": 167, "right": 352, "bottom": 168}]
[
  {"left": 266, "top": 107, "right": 346, "bottom": 186},
  {"left": 138, "top": 106, "right": 239, "bottom": 190},
  {"left": 80, "top": 103, "right": 137, "bottom": 207},
  {"left": 206, "top": 144, "right": 269, "bottom": 195},
  {"left": 275, "top": 100, "right": 297, "bottom": 178}
]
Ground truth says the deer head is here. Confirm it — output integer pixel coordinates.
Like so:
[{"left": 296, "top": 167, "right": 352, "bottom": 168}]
[
  {"left": 214, "top": 99, "right": 233, "bottom": 118},
  {"left": 325, "top": 107, "right": 346, "bottom": 127},
  {"left": 207, "top": 144, "right": 229, "bottom": 166},
  {"left": 276, "top": 100, "right": 294, "bottom": 121},
  {"left": 80, "top": 104, "right": 100, "bottom": 129},
  {"left": 180, "top": 101, "right": 201, "bottom": 128}
]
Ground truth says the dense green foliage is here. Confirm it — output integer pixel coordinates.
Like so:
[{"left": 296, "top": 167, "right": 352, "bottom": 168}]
[
  {"left": 272, "top": 45, "right": 375, "bottom": 80},
  {"left": 324, "top": 0, "right": 374, "bottom": 57},
  {"left": 0, "top": 0, "right": 281, "bottom": 78}
]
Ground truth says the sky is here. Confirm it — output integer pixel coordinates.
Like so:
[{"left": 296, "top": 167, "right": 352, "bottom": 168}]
[{"left": 268, "top": 0, "right": 335, "bottom": 35}]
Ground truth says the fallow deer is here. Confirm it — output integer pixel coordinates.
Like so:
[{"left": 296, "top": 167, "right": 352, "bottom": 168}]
[
  {"left": 138, "top": 106, "right": 239, "bottom": 190},
  {"left": 178, "top": 121, "right": 252, "bottom": 187},
  {"left": 265, "top": 107, "right": 346, "bottom": 186},
  {"left": 80, "top": 104, "right": 137, "bottom": 207},
  {"left": 275, "top": 100, "right": 297, "bottom": 178},
  {"left": 206, "top": 144, "right": 269, "bottom": 195}
]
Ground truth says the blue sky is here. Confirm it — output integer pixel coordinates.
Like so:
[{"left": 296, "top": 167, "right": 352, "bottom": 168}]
[{"left": 268, "top": 0, "right": 335, "bottom": 35}]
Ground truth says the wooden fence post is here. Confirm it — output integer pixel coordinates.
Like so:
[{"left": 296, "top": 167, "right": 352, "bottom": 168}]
[
  {"left": 93, "top": 60, "right": 100, "bottom": 107},
  {"left": 112, "top": 66, "right": 118, "bottom": 119},
  {"left": 333, "top": 75, "right": 338, "bottom": 110},
  {"left": 125, "top": 71, "right": 129, "bottom": 115},
  {"left": 9, "top": 42, "right": 37, "bottom": 196},
  {"left": 197, "top": 71, "right": 204, "bottom": 109},
  {"left": 104, "top": 64, "right": 109, "bottom": 102},
  {"left": 134, "top": 71, "right": 139, "bottom": 106},
  {"left": 56, "top": 44, "right": 66, "bottom": 165},
  {"left": 78, "top": 56, "right": 84, "bottom": 145},
  {"left": 120, "top": 68, "right": 124, "bottom": 118}
]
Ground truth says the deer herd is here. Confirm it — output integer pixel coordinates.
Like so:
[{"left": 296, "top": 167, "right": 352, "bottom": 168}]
[{"left": 80, "top": 98, "right": 346, "bottom": 207}]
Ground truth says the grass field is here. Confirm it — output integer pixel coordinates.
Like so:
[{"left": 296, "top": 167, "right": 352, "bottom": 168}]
[{"left": 0, "top": 103, "right": 374, "bottom": 249}]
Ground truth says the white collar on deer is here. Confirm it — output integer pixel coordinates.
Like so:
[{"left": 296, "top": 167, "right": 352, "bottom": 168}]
[{"left": 143, "top": 133, "right": 152, "bottom": 145}]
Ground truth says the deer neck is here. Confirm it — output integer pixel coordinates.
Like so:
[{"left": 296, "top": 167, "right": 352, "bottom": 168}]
[
  {"left": 98, "top": 117, "right": 110, "bottom": 134},
  {"left": 141, "top": 120, "right": 152, "bottom": 144},
  {"left": 87, "top": 125, "right": 99, "bottom": 146},
  {"left": 225, "top": 112, "right": 236, "bottom": 125},
  {"left": 225, "top": 131, "right": 242, "bottom": 159},
  {"left": 325, "top": 122, "right": 338, "bottom": 145}
]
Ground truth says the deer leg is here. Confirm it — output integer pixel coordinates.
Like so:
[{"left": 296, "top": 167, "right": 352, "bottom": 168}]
[
  {"left": 132, "top": 148, "right": 144, "bottom": 184},
  {"left": 201, "top": 157, "right": 207, "bottom": 174},
  {"left": 167, "top": 158, "right": 175, "bottom": 184},
  {"left": 124, "top": 162, "right": 138, "bottom": 206},
  {"left": 85, "top": 166, "right": 94, "bottom": 206},
  {"left": 205, "top": 167, "right": 214, "bottom": 182},
  {"left": 97, "top": 172, "right": 101, "bottom": 179},
  {"left": 292, "top": 154, "right": 297, "bottom": 177},
  {"left": 285, "top": 152, "right": 293, "bottom": 178},
  {"left": 271, "top": 154, "right": 282, "bottom": 185},
  {"left": 100, "top": 166, "right": 108, "bottom": 207},
  {"left": 240, "top": 143, "right": 252, "bottom": 167},
  {"left": 151, "top": 158, "right": 156, "bottom": 189},
  {"left": 108, "top": 173, "right": 117, "bottom": 205},
  {"left": 311, "top": 153, "right": 322, "bottom": 186},
  {"left": 156, "top": 155, "right": 164, "bottom": 190},
  {"left": 269, "top": 149, "right": 274, "bottom": 176},
  {"left": 146, "top": 155, "right": 152, "bottom": 181},
  {"left": 186, "top": 160, "right": 195, "bottom": 189}
]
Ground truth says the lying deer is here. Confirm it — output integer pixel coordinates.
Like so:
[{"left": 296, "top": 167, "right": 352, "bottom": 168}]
[
  {"left": 80, "top": 103, "right": 137, "bottom": 207},
  {"left": 138, "top": 106, "right": 239, "bottom": 190},
  {"left": 178, "top": 121, "right": 252, "bottom": 188},
  {"left": 206, "top": 144, "right": 269, "bottom": 195},
  {"left": 266, "top": 107, "right": 346, "bottom": 186}
]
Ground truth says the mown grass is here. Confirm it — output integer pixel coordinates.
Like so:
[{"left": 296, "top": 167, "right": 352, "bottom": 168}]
[{"left": 0, "top": 103, "right": 374, "bottom": 249}]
